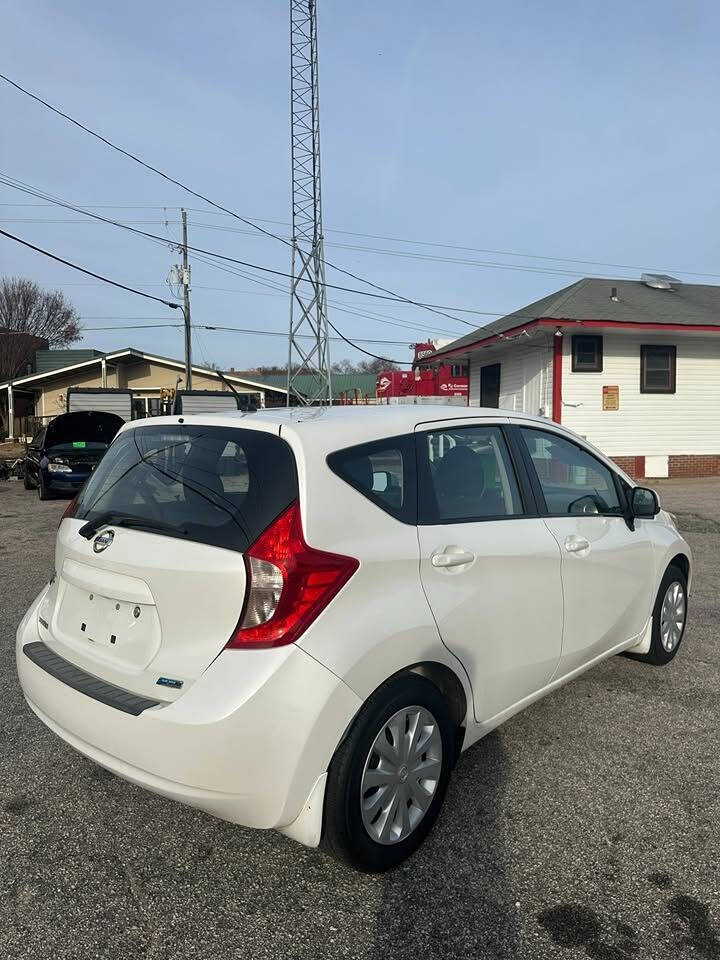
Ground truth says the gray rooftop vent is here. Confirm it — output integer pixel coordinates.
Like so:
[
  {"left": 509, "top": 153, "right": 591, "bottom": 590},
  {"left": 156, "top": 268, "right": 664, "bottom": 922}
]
[{"left": 641, "top": 273, "right": 681, "bottom": 290}]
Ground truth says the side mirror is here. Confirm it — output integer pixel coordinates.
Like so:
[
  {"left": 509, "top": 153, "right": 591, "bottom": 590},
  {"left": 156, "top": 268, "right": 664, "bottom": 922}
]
[{"left": 630, "top": 486, "right": 660, "bottom": 519}]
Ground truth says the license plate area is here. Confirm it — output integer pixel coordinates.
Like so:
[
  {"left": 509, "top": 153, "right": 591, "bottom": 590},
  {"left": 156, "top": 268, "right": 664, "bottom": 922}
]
[{"left": 54, "top": 580, "right": 161, "bottom": 669}]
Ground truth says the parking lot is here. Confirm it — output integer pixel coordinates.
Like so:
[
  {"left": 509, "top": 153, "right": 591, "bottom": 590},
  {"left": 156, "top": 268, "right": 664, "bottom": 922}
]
[{"left": 1, "top": 478, "right": 719, "bottom": 960}]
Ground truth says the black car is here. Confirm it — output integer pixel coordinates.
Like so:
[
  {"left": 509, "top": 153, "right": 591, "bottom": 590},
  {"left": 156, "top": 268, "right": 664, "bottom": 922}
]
[{"left": 23, "top": 411, "right": 124, "bottom": 500}]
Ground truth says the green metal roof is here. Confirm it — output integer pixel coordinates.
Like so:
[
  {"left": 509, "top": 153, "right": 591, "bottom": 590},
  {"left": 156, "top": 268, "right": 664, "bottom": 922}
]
[
  {"left": 34, "top": 348, "right": 104, "bottom": 373},
  {"left": 252, "top": 372, "right": 378, "bottom": 400}
]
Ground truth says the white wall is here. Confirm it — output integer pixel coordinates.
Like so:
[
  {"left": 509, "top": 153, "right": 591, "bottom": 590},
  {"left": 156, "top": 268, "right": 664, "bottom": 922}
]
[
  {"left": 469, "top": 341, "right": 553, "bottom": 415},
  {"left": 561, "top": 331, "right": 720, "bottom": 456}
]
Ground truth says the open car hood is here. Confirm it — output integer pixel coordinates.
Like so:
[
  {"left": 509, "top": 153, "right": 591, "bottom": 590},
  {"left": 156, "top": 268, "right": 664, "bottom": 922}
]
[{"left": 45, "top": 411, "right": 124, "bottom": 449}]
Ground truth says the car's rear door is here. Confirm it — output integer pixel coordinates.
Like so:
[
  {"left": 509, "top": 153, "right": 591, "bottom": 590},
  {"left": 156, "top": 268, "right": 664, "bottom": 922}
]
[
  {"left": 415, "top": 418, "right": 563, "bottom": 723},
  {"left": 40, "top": 419, "right": 298, "bottom": 702},
  {"left": 511, "top": 422, "right": 655, "bottom": 675}
]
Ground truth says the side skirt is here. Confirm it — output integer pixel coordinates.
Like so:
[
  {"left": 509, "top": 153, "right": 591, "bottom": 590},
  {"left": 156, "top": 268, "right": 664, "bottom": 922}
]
[{"left": 461, "top": 619, "right": 652, "bottom": 751}]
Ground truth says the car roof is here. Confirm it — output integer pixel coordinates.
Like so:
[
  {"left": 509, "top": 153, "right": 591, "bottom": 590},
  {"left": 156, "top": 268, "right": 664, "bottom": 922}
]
[
  {"left": 237, "top": 404, "right": 550, "bottom": 430},
  {"left": 115, "top": 404, "right": 632, "bottom": 484},
  {"left": 121, "top": 403, "right": 549, "bottom": 433}
]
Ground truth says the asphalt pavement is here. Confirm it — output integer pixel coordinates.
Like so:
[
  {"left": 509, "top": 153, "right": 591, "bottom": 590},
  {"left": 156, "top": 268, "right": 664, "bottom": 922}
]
[{"left": 1, "top": 478, "right": 719, "bottom": 960}]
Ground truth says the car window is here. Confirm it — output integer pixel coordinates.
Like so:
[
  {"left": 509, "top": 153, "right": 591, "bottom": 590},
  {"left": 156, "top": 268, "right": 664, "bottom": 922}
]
[
  {"left": 326, "top": 434, "right": 415, "bottom": 523},
  {"left": 72, "top": 424, "right": 298, "bottom": 552},
  {"left": 520, "top": 427, "right": 622, "bottom": 516},
  {"left": 418, "top": 425, "right": 523, "bottom": 523}
]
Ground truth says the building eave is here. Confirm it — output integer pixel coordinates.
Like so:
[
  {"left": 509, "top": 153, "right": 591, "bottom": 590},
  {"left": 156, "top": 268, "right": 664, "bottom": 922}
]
[
  {"left": 419, "top": 317, "right": 720, "bottom": 364},
  {"left": 1, "top": 347, "right": 289, "bottom": 395}
]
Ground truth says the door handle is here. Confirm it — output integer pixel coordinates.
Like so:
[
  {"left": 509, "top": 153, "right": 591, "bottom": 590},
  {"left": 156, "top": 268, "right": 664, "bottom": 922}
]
[
  {"left": 431, "top": 549, "right": 476, "bottom": 568},
  {"left": 564, "top": 536, "right": 590, "bottom": 554}
]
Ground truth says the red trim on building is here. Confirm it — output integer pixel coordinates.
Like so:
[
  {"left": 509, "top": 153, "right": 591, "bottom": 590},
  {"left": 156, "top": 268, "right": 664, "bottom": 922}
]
[
  {"left": 426, "top": 316, "right": 720, "bottom": 363},
  {"left": 539, "top": 318, "right": 720, "bottom": 333},
  {"left": 552, "top": 335, "right": 563, "bottom": 424}
]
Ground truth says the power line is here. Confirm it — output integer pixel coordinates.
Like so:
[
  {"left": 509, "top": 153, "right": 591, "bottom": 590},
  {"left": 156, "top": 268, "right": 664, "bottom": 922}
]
[
  {"left": 0, "top": 226, "right": 178, "bottom": 308},
  {"left": 0, "top": 172, "right": 479, "bottom": 325},
  {"left": 0, "top": 74, "right": 476, "bottom": 328},
  {"left": 78, "top": 320, "right": 416, "bottom": 356},
  {"left": 4, "top": 199, "right": 720, "bottom": 282},
  {"left": 188, "top": 248, "right": 463, "bottom": 337},
  {"left": 0, "top": 224, "right": 410, "bottom": 364},
  {"left": 0, "top": 175, "right": 565, "bottom": 321}
]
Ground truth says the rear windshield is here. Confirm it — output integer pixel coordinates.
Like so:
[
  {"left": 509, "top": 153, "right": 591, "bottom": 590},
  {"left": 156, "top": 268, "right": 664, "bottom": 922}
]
[{"left": 73, "top": 424, "right": 298, "bottom": 552}]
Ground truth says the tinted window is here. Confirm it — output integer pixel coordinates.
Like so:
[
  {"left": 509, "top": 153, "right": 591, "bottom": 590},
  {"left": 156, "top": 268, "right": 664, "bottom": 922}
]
[
  {"left": 73, "top": 424, "right": 297, "bottom": 552},
  {"left": 419, "top": 425, "right": 523, "bottom": 522},
  {"left": 327, "top": 434, "right": 416, "bottom": 523},
  {"left": 520, "top": 427, "right": 622, "bottom": 516}
]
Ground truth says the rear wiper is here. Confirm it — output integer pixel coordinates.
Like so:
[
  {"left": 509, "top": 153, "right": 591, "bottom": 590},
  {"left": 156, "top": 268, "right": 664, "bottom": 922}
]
[{"left": 78, "top": 512, "right": 187, "bottom": 540}]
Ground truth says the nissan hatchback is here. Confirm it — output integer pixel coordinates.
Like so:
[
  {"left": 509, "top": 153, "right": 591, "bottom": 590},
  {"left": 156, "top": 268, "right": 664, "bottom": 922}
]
[{"left": 16, "top": 406, "right": 691, "bottom": 871}]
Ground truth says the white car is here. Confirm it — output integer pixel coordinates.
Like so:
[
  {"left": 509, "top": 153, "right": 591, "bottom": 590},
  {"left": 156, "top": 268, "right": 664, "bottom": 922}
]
[{"left": 16, "top": 406, "right": 691, "bottom": 871}]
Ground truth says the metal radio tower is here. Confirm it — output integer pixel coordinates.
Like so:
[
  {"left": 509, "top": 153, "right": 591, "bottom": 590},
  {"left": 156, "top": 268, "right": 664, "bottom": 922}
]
[{"left": 287, "top": 0, "right": 332, "bottom": 405}]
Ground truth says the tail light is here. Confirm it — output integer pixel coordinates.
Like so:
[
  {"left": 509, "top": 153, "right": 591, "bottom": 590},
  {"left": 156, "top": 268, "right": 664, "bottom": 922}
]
[
  {"left": 227, "top": 500, "right": 358, "bottom": 650},
  {"left": 59, "top": 497, "right": 77, "bottom": 526}
]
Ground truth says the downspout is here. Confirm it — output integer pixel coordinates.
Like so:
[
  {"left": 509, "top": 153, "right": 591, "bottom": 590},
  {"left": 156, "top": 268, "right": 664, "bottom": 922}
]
[{"left": 552, "top": 334, "right": 563, "bottom": 424}]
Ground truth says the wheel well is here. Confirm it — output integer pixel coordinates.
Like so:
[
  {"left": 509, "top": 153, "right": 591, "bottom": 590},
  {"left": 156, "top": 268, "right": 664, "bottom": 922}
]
[
  {"left": 407, "top": 661, "right": 468, "bottom": 730},
  {"left": 669, "top": 553, "right": 689, "bottom": 584}
]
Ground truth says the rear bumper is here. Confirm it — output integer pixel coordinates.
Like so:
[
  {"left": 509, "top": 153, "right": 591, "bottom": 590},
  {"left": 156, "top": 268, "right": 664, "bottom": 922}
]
[{"left": 16, "top": 588, "right": 361, "bottom": 832}]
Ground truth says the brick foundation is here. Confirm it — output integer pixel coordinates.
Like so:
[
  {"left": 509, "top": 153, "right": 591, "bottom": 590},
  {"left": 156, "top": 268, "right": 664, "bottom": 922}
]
[
  {"left": 611, "top": 455, "right": 720, "bottom": 480},
  {"left": 668, "top": 455, "right": 720, "bottom": 478}
]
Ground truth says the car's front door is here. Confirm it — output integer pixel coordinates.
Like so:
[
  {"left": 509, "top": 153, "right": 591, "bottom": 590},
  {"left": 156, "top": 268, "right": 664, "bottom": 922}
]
[
  {"left": 415, "top": 420, "right": 563, "bottom": 723},
  {"left": 513, "top": 424, "right": 655, "bottom": 675}
]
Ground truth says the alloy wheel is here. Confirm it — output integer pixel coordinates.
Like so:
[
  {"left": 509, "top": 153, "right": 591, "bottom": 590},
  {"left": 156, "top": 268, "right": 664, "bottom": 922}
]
[{"left": 360, "top": 705, "right": 443, "bottom": 845}]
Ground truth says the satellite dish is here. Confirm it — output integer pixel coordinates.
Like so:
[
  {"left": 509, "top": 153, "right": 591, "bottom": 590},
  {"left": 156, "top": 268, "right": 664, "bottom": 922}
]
[{"left": 641, "top": 273, "right": 681, "bottom": 290}]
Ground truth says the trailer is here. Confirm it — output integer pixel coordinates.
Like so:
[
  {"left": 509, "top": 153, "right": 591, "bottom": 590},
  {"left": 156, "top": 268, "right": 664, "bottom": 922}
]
[
  {"left": 172, "top": 390, "right": 260, "bottom": 415},
  {"left": 66, "top": 387, "right": 133, "bottom": 421}
]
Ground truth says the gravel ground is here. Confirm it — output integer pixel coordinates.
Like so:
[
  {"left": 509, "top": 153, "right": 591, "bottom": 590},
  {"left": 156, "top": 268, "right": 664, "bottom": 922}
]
[{"left": 1, "top": 477, "right": 718, "bottom": 960}]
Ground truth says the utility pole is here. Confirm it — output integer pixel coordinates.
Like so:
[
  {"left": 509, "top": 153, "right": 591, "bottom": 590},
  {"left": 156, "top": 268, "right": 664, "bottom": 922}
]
[
  {"left": 287, "top": 0, "right": 332, "bottom": 405},
  {"left": 181, "top": 208, "right": 192, "bottom": 390}
]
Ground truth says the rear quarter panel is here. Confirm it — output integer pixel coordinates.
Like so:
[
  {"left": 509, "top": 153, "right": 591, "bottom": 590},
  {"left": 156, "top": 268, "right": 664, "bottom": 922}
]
[{"left": 282, "top": 424, "right": 473, "bottom": 716}]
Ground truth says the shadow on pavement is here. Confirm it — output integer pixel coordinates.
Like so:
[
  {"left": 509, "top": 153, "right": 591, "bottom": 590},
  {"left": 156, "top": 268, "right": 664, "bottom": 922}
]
[{"left": 372, "top": 730, "right": 517, "bottom": 959}]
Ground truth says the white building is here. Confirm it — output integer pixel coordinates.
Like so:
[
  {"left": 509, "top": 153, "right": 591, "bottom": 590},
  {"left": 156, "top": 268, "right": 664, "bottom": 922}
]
[{"left": 420, "top": 276, "right": 720, "bottom": 479}]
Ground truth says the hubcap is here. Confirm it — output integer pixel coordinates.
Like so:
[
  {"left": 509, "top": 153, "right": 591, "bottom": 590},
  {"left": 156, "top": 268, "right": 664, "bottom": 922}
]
[
  {"left": 660, "top": 581, "right": 686, "bottom": 652},
  {"left": 360, "top": 705, "right": 443, "bottom": 845}
]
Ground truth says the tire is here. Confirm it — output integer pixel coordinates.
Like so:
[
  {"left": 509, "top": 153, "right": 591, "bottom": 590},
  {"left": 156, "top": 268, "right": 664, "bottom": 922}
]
[
  {"left": 321, "top": 673, "right": 455, "bottom": 872},
  {"left": 37, "top": 475, "right": 53, "bottom": 501},
  {"left": 635, "top": 564, "right": 688, "bottom": 666},
  {"left": 23, "top": 466, "right": 34, "bottom": 490}
]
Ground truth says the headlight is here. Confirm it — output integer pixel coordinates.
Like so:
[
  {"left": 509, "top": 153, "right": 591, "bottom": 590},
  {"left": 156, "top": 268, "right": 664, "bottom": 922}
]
[{"left": 48, "top": 463, "right": 72, "bottom": 473}]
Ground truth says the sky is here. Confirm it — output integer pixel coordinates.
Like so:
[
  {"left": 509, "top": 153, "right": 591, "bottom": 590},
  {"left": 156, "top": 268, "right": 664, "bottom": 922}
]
[{"left": 1, "top": 0, "right": 720, "bottom": 371}]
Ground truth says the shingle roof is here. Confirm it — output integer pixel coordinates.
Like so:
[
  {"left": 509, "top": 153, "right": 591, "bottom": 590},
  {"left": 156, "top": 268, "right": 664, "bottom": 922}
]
[{"left": 426, "top": 278, "right": 720, "bottom": 361}]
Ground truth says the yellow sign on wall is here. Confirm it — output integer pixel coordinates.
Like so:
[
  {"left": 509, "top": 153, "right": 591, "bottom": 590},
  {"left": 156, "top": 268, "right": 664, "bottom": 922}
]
[{"left": 602, "top": 385, "right": 619, "bottom": 411}]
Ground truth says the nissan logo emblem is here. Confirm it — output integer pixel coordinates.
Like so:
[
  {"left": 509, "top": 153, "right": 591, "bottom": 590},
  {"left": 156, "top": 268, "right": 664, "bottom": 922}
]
[{"left": 93, "top": 530, "right": 115, "bottom": 553}]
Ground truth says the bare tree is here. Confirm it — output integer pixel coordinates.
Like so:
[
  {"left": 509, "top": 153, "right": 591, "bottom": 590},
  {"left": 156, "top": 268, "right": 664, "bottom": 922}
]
[{"left": 0, "top": 277, "right": 82, "bottom": 381}]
